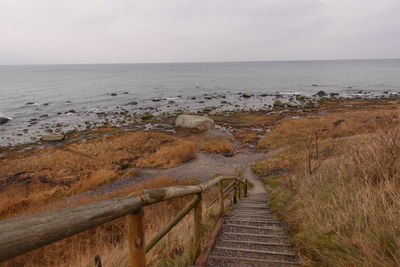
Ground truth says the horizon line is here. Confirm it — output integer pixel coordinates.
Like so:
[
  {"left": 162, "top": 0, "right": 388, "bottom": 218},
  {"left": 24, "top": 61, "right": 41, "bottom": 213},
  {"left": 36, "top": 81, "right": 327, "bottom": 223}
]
[{"left": 1, "top": 57, "right": 400, "bottom": 66}]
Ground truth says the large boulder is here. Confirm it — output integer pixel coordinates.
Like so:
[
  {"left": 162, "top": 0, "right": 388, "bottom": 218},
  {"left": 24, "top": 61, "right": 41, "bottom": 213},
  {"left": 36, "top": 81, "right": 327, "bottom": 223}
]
[
  {"left": 273, "top": 100, "right": 285, "bottom": 108},
  {"left": 287, "top": 102, "right": 298, "bottom": 108},
  {"left": 175, "top": 115, "right": 215, "bottom": 131},
  {"left": 0, "top": 117, "right": 9, "bottom": 125}
]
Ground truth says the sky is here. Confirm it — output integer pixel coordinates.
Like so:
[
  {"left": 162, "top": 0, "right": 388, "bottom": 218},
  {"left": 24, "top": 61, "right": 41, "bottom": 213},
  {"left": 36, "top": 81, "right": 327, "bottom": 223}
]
[{"left": 0, "top": 0, "right": 400, "bottom": 64}]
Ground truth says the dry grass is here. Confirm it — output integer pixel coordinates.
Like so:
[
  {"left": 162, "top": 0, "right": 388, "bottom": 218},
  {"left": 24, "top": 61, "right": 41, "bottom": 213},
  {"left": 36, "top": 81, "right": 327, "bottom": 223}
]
[
  {"left": 0, "top": 131, "right": 198, "bottom": 219},
  {"left": 258, "top": 108, "right": 399, "bottom": 150},
  {"left": 264, "top": 122, "right": 400, "bottom": 266},
  {"left": 136, "top": 139, "right": 196, "bottom": 168},
  {"left": 234, "top": 129, "right": 259, "bottom": 147},
  {"left": 193, "top": 136, "right": 234, "bottom": 154},
  {"left": 1, "top": 175, "right": 223, "bottom": 267}
]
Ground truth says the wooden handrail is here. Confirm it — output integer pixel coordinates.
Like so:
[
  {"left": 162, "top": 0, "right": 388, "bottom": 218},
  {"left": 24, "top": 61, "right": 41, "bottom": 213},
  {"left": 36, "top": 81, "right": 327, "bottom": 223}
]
[{"left": 0, "top": 175, "right": 247, "bottom": 265}]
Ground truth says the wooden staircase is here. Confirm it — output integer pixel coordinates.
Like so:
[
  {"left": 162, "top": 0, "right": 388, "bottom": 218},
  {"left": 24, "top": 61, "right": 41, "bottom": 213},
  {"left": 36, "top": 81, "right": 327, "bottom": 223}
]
[{"left": 204, "top": 192, "right": 299, "bottom": 266}]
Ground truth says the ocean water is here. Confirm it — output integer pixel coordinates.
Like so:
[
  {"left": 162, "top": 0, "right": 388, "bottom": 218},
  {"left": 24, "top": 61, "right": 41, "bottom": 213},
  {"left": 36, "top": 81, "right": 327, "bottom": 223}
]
[{"left": 1, "top": 59, "right": 400, "bottom": 146}]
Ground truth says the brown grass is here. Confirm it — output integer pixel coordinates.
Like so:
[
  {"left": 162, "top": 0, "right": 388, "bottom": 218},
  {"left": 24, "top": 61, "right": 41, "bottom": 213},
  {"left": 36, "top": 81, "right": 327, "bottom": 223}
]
[
  {"left": 234, "top": 129, "right": 259, "bottom": 147},
  {"left": 264, "top": 120, "right": 400, "bottom": 266},
  {"left": 0, "top": 131, "right": 197, "bottom": 219},
  {"left": 258, "top": 108, "right": 399, "bottom": 150},
  {"left": 193, "top": 136, "right": 234, "bottom": 154},
  {"left": 136, "top": 139, "right": 196, "bottom": 168}
]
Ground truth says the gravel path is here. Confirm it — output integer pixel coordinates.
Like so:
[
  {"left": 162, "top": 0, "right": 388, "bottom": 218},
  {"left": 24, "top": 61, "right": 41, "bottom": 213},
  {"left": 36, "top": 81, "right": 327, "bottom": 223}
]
[{"left": 204, "top": 170, "right": 299, "bottom": 266}]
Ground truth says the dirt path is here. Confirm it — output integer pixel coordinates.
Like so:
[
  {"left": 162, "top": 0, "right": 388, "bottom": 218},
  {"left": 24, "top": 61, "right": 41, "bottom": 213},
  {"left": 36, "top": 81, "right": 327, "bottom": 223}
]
[{"left": 85, "top": 147, "right": 285, "bottom": 197}]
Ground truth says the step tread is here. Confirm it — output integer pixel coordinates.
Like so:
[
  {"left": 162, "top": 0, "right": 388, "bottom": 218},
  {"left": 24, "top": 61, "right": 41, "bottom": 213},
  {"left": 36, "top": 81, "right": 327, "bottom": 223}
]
[{"left": 207, "top": 255, "right": 299, "bottom": 266}]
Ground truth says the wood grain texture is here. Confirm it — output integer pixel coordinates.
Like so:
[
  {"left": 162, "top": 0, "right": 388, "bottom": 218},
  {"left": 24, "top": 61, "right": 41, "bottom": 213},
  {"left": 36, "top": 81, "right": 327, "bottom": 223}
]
[
  {"left": 0, "top": 195, "right": 143, "bottom": 261},
  {"left": 128, "top": 209, "right": 145, "bottom": 267}
]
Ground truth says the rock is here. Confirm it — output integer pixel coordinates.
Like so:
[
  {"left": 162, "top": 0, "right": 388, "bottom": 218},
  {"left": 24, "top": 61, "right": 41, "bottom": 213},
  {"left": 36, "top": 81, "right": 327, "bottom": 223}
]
[
  {"left": 168, "top": 100, "right": 176, "bottom": 104},
  {"left": 126, "top": 101, "right": 138, "bottom": 105},
  {"left": 296, "top": 95, "right": 306, "bottom": 102},
  {"left": 0, "top": 117, "right": 9, "bottom": 125},
  {"left": 312, "top": 84, "right": 318, "bottom": 87},
  {"left": 387, "top": 101, "right": 397, "bottom": 105},
  {"left": 111, "top": 93, "right": 117, "bottom": 96},
  {"left": 67, "top": 109, "right": 76, "bottom": 114},
  {"left": 26, "top": 102, "right": 35, "bottom": 105},
  {"left": 40, "top": 134, "right": 66, "bottom": 142},
  {"left": 287, "top": 102, "right": 298, "bottom": 108},
  {"left": 273, "top": 100, "right": 285, "bottom": 108},
  {"left": 141, "top": 113, "right": 154, "bottom": 120},
  {"left": 315, "top": 91, "right": 328, "bottom": 97},
  {"left": 242, "top": 93, "right": 252, "bottom": 98},
  {"left": 152, "top": 98, "right": 162, "bottom": 102},
  {"left": 175, "top": 115, "right": 215, "bottom": 131}
]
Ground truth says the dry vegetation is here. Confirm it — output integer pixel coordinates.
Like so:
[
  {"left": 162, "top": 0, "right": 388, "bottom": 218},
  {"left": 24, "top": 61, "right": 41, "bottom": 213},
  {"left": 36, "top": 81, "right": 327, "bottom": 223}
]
[
  {"left": 256, "top": 104, "right": 400, "bottom": 266},
  {"left": 0, "top": 131, "right": 198, "bottom": 219},
  {"left": 0, "top": 131, "right": 236, "bottom": 219},
  {"left": 189, "top": 135, "right": 234, "bottom": 154}
]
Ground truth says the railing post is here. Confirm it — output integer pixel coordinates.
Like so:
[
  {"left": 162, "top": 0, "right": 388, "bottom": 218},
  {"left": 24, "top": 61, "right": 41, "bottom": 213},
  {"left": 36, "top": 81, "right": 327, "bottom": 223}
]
[
  {"left": 218, "top": 181, "right": 224, "bottom": 217},
  {"left": 193, "top": 193, "right": 202, "bottom": 260},
  {"left": 233, "top": 182, "right": 237, "bottom": 205},
  {"left": 127, "top": 208, "right": 145, "bottom": 267},
  {"left": 244, "top": 181, "right": 248, "bottom": 197}
]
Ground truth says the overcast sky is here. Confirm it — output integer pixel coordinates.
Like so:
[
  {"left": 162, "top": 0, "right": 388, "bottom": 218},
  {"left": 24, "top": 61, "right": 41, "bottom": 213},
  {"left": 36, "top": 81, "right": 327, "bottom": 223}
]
[{"left": 1, "top": 0, "right": 400, "bottom": 64}]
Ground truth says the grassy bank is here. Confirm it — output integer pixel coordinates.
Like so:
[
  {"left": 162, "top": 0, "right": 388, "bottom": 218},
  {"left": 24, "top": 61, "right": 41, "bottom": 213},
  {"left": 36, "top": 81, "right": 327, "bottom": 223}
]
[{"left": 256, "top": 104, "right": 400, "bottom": 266}]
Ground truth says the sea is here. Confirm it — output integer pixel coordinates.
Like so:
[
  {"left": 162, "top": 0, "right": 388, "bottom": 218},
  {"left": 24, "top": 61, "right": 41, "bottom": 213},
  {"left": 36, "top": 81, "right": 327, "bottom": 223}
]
[{"left": 1, "top": 59, "right": 400, "bottom": 146}]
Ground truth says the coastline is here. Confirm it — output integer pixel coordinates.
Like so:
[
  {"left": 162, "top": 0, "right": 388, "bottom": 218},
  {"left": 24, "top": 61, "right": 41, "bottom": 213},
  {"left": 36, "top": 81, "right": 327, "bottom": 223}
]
[{"left": 1, "top": 91, "right": 399, "bottom": 152}]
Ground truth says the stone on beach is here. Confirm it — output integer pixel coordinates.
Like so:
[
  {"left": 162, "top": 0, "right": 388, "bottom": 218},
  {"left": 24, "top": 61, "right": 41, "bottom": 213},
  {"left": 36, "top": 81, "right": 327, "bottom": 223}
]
[
  {"left": 175, "top": 115, "right": 215, "bottom": 131},
  {"left": 0, "top": 117, "right": 9, "bottom": 125},
  {"left": 40, "top": 134, "right": 66, "bottom": 142},
  {"left": 273, "top": 99, "right": 285, "bottom": 108}
]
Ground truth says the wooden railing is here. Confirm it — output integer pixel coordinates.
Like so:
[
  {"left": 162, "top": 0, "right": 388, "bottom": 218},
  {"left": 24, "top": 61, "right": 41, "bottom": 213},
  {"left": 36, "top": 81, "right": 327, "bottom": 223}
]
[{"left": 0, "top": 175, "right": 248, "bottom": 266}]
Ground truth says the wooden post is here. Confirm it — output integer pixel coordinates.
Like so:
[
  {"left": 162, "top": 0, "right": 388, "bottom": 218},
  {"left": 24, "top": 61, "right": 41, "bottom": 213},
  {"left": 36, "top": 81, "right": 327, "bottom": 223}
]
[
  {"left": 238, "top": 183, "right": 242, "bottom": 199},
  {"left": 233, "top": 183, "right": 237, "bottom": 205},
  {"left": 193, "top": 193, "right": 202, "bottom": 260},
  {"left": 244, "top": 181, "right": 248, "bottom": 197},
  {"left": 218, "top": 181, "right": 224, "bottom": 217},
  {"left": 127, "top": 208, "right": 145, "bottom": 267}
]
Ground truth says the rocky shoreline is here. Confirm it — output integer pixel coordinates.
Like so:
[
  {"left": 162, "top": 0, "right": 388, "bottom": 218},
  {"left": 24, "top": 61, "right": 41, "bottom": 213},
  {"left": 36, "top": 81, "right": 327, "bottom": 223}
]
[{"left": 0, "top": 90, "right": 399, "bottom": 151}]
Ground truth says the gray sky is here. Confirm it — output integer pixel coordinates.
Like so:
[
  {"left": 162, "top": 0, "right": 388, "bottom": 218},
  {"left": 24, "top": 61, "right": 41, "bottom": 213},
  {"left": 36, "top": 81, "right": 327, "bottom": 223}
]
[{"left": 1, "top": 0, "right": 400, "bottom": 64}]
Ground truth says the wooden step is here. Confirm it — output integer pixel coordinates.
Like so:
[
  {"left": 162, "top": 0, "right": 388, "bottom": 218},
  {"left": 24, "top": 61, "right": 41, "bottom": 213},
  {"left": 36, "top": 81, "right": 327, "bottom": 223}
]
[
  {"left": 225, "top": 223, "right": 284, "bottom": 231},
  {"left": 206, "top": 255, "right": 299, "bottom": 266},
  {"left": 216, "top": 239, "right": 294, "bottom": 253},
  {"left": 214, "top": 246, "right": 297, "bottom": 257},
  {"left": 213, "top": 247, "right": 298, "bottom": 262}
]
